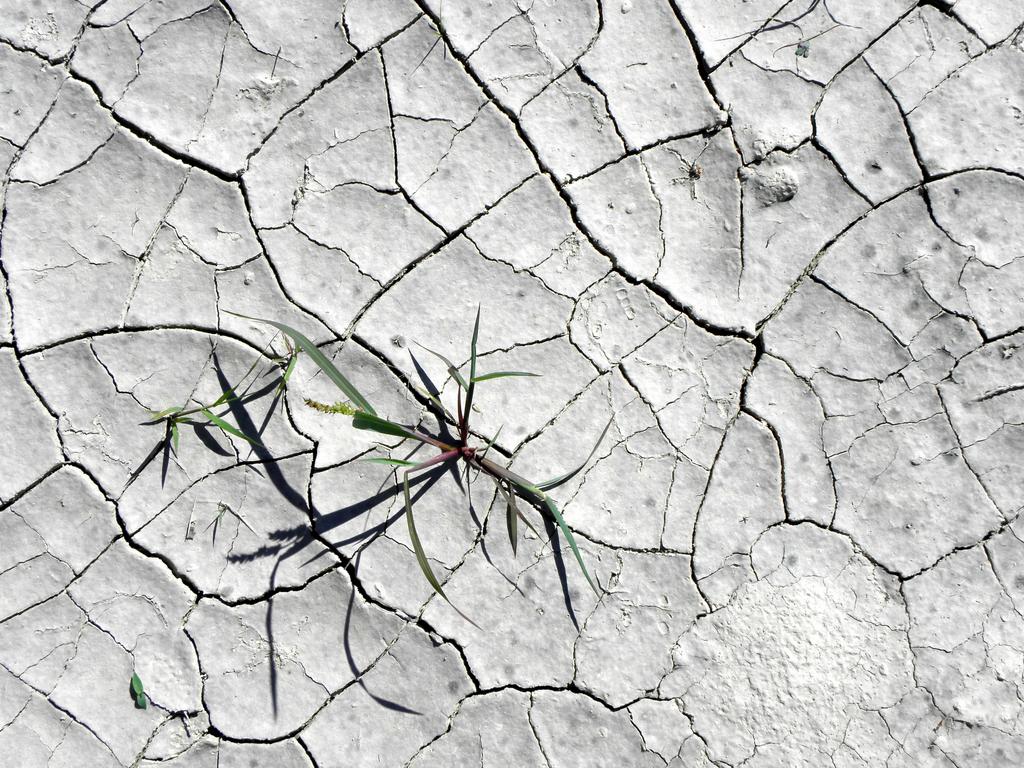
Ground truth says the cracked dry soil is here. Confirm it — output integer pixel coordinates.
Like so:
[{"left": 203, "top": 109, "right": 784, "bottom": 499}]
[{"left": 1, "top": 1, "right": 1024, "bottom": 766}]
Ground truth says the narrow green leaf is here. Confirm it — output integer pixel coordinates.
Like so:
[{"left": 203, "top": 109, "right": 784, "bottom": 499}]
[
  {"left": 225, "top": 313, "right": 376, "bottom": 415},
  {"left": 210, "top": 386, "right": 237, "bottom": 408},
  {"left": 170, "top": 421, "right": 180, "bottom": 455},
  {"left": 352, "top": 412, "right": 418, "bottom": 440},
  {"left": 362, "top": 457, "right": 419, "bottom": 467},
  {"left": 203, "top": 502, "right": 255, "bottom": 536},
  {"left": 278, "top": 352, "right": 298, "bottom": 392},
  {"left": 149, "top": 406, "right": 183, "bottom": 420},
  {"left": 492, "top": 478, "right": 543, "bottom": 540},
  {"left": 477, "top": 424, "right": 503, "bottom": 462},
  {"left": 463, "top": 307, "right": 481, "bottom": 424},
  {"left": 536, "top": 417, "right": 614, "bottom": 492},
  {"left": 470, "top": 370, "right": 540, "bottom": 383},
  {"left": 409, "top": 352, "right": 455, "bottom": 423},
  {"left": 500, "top": 483, "right": 518, "bottom": 556},
  {"left": 200, "top": 408, "right": 263, "bottom": 447},
  {"left": 541, "top": 494, "right": 599, "bottom": 596},
  {"left": 212, "top": 337, "right": 279, "bottom": 407},
  {"left": 415, "top": 385, "right": 455, "bottom": 424},
  {"left": 515, "top": 505, "right": 542, "bottom": 540},
  {"left": 414, "top": 342, "right": 468, "bottom": 390},
  {"left": 404, "top": 473, "right": 451, "bottom": 601},
  {"left": 397, "top": 450, "right": 478, "bottom": 624},
  {"left": 469, "top": 305, "right": 480, "bottom": 378},
  {"left": 480, "top": 456, "right": 598, "bottom": 594}
]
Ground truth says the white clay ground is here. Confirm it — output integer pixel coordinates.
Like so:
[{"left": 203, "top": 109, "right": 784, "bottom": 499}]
[{"left": 2, "top": 1, "right": 1024, "bottom": 766}]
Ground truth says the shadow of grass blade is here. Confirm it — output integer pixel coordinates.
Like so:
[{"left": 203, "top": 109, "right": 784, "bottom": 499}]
[
  {"left": 536, "top": 417, "right": 614, "bottom": 492},
  {"left": 226, "top": 313, "right": 376, "bottom": 415}
]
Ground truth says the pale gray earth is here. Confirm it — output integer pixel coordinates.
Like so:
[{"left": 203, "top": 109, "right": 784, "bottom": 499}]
[{"left": 1, "top": 1, "right": 1023, "bottom": 766}]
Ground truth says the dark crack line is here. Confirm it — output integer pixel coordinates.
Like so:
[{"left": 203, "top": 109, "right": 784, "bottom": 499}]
[{"left": 410, "top": 0, "right": 752, "bottom": 344}]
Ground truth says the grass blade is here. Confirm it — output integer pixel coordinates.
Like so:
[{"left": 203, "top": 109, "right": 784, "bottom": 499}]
[
  {"left": 470, "top": 371, "right": 539, "bottom": 383},
  {"left": 539, "top": 494, "right": 599, "bottom": 595},
  {"left": 487, "top": 475, "right": 543, "bottom": 541},
  {"left": 200, "top": 408, "right": 263, "bottom": 447},
  {"left": 479, "top": 457, "right": 600, "bottom": 595},
  {"left": 210, "top": 336, "right": 280, "bottom": 407},
  {"left": 276, "top": 352, "right": 298, "bottom": 394},
  {"left": 414, "top": 342, "right": 468, "bottom": 390},
  {"left": 404, "top": 472, "right": 448, "bottom": 597},
  {"left": 477, "top": 424, "right": 503, "bottom": 462},
  {"left": 210, "top": 386, "right": 237, "bottom": 408},
  {"left": 147, "top": 406, "right": 183, "bottom": 422},
  {"left": 362, "top": 457, "right": 419, "bottom": 467},
  {"left": 499, "top": 483, "right": 518, "bottom": 556},
  {"left": 170, "top": 421, "right": 180, "bottom": 455},
  {"left": 403, "top": 465, "right": 479, "bottom": 627},
  {"left": 462, "top": 306, "right": 481, "bottom": 437},
  {"left": 536, "top": 417, "right": 613, "bottom": 492},
  {"left": 352, "top": 412, "right": 419, "bottom": 440},
  {"left": 409, "top": 351, "right": 457, "bottom": 424},
  {"left": 226, "top": 313, "right": 376, "bottom": 415}
]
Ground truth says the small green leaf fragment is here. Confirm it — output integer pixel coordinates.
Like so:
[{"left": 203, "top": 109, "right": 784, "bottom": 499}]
[
  {"left": 170, "top": 421, "right": 180, "bottom": 455},
  {"left": 130, "top": 673, "right": 147, "bottom": 709}
]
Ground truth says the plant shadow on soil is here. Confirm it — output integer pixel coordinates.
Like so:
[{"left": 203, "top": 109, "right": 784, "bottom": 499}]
[{"left": 193, "top": 356, "right": 582, "bottom": 716}]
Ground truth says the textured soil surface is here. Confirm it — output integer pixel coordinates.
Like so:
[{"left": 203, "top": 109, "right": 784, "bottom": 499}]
[{"left": 2, "top": 1, "right": 1024, "bottom": 766}]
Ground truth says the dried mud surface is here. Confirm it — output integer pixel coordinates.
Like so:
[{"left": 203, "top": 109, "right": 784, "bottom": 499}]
[{"left": 2, "top": 1, "right": 1024, "bottom": 766}]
